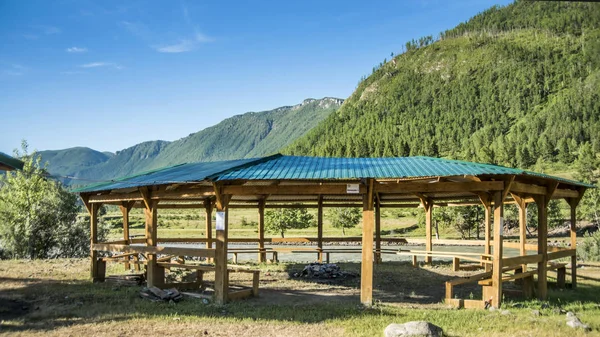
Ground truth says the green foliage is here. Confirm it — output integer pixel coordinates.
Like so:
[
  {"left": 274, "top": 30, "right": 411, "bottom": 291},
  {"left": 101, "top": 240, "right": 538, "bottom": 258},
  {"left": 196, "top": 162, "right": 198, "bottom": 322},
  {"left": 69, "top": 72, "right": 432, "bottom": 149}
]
[
  {"left": 328, "top": 208, "right": 362, "bottom": 236},
  {"left": 0, "top": 141, "right": 103, "bottom": 259},
  {"left": 240, "top": 217, "right": 258, "bottom": 227},
  {"left": 576, "top": 142, "right": 600, "bottom": 226},
  {"left": 40, "top": 98, "right": 342, "bottom": 186},
  {"left": 286, "top": 1, "right": 600, "bottom": 172},
  {"left": 265, "top": 207, "right": 315, "bottom": 238},
  {"left": 577, "top": 231, "right": 600, "bottom": 262}
]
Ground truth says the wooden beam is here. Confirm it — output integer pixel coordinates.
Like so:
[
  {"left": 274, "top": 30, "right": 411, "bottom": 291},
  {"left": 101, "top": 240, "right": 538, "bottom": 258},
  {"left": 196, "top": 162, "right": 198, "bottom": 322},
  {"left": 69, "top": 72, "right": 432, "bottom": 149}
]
[
  {"left": 89, "top": 202, "right": 100, "bottom": 281},
  {"left": 502, "top": 176, "right": 516, "bottom": 201},
  {"left": 119, "top": 202, "right": 131, "bottom": 270},
  {"left": 214, "top": 184, "right": 231, "bottom": 305},
  {"left": 491, "top": 191, "right": 503, "bottom": 308},
  {"left": 92, "top": 243, "right": 216, "bottom": 258},
  {"left": 204, "top": 199, "right": 213, "bottom": 251},
  {"left": 144, "top": 199, "right": 164, "bottom": 287},
  {"left": 533, "top": 194, "right": 548, "bottom": 300},
  {"left": 376, "top": 181, "right": 504, "bottom": 194},
  {"left": 81, "top": 194, "right": 91, "bottom": 213},
  {"left": 317, "top": 196, "right": 323, "bottom": 263},
  {"left": 553, "top": 188, "right": 580, "bottom": 199},
  {"left": 223, "top": 184, "right": 367, "bottom": 195},
  {"left": 510, "top": 181, "right": 546, "bottom": 195},
  {"left": 375, "top": 198, "right": 382, "bottom": 264},
  {"left": 567, "top": 196, "right": 581, "bottom": 288},
  {"left": 140, "top": 187, "right": 152, "bottom": 210},
  {"left": 258, "top": 198, "right": 266, "bottom": 263},
  {"left": 360, "top": 179, "right": 375, "bottom": 305},
  {"left": 511, "top": 193, "right": 528, "bottom": 271}
]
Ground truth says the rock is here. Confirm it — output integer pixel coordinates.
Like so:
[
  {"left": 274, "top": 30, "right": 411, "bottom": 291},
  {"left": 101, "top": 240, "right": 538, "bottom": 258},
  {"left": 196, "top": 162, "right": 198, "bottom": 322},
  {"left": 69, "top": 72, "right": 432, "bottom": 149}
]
[
  {"left": 488, "top": 306, "right": 497, "bottom": 312},
  {"left": 511, "top": 303, "right": 524, "bottom": 308},
  {"left": 531, "top": 310, "right": 541, "bottom": 316},
  {"left": 565, "top": 313, "right": 591, "bottom": 331},
  {"left": 501, "top": 310, "right": 511, "bottom": 315},
  {"left": 384, "top": 321, "right": 443, "bottom": 337}
]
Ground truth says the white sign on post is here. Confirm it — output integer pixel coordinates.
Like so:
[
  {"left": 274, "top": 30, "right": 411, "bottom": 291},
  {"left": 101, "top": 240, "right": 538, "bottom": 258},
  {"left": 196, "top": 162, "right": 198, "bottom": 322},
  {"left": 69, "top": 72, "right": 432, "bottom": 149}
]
[
  {"left": 499, "top": 217, "right": 504, "bottom": 236},
  {"left": 216, "top": 211, "right": 226, "bottom": 231},
  {"left": 346, "top": 184, "right": 360, "bottom": 194}
]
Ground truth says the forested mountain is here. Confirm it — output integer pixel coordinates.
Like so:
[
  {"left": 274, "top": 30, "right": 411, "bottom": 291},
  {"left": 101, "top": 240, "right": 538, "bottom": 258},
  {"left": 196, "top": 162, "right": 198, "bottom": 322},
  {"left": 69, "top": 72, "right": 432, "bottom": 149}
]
[
  {"left": 39, "top": 98, "right": 342, "bottom": 185},
  {"left": 286, "top": 1, "right": 600, "bottom": 171}
]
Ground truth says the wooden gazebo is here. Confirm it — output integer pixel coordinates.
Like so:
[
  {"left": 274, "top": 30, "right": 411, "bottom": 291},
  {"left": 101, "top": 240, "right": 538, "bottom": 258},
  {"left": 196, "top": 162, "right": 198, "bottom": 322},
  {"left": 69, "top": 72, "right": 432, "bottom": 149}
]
[{"left": 76, "top": 154, "right": 590, "bottom": 307}]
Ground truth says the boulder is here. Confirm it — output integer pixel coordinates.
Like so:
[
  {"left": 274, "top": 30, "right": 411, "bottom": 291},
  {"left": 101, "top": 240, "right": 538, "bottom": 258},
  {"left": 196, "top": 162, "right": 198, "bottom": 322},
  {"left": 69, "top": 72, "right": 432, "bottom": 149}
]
[
  {"left": 566, "top": 313, "right": 591, "bottom": 331},
  {"left": 384, "top": 321, "right": 443, "bottom": 337}
]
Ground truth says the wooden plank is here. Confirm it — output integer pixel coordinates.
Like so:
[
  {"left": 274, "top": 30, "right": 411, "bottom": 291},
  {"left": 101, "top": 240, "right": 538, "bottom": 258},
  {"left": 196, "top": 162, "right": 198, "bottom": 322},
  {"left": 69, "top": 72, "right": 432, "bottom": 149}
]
[
  {"left": 447, "top": 271, "right": 493, "bottom": 286},
  {"left": 503, "top": 242, "right": 537, "bottom": 251},
  {"left": 376, "top": 181, "right": 504, "bottom": 194},
  {"left": 92, "top": 243, "right": 216, "bottom": 258},
  {"left": 424, "top": 199, "right": 433, "bottom": 264},
  {"left": 157, "top": 262, "right": 216, "bottom": 271},
  {"left": 360, "top": 179, "right": 374, "bottom": 306},
  {"left": 87, "top": 187, "right": 215, "bottom": 203},
  {"left": 510, "top": 182, "right": 546, "bottom": 195},
  {"left": 553, "top": 189, "right": 580, "bottom": 199},
  {"left": 547, "top": 249, "right": 576, "bottom": 260},
  {"left": 463, "top": 299, "right": 486, "bottom": 309},
  {"left": 223, "top": 184, "right": 366, "bottom": 195},
  {"left": 228, "top": 288, "right": 253, "bottom": 301},
  {"left": 502, "top": 254, "right": 544, "bottom": 268},
  {"left": 479, "top": 270, "right": 537, "bottom": 286}
]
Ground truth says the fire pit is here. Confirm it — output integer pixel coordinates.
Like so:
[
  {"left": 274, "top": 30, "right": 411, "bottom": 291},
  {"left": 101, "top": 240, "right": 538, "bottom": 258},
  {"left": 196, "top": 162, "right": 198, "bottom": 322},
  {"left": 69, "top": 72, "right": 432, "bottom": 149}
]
[{"left": 292, "top": 263, "right": 358, "bottom": 282}]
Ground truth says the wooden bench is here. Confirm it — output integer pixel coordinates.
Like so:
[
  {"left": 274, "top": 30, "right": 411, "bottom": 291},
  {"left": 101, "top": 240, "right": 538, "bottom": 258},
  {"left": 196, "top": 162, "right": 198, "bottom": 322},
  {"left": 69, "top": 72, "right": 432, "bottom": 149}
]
[
  {"left": 547, "top": 262, "right": 567, "bottom": 288},
  {"left": 230, "top": 247, "right": 399, "bottom": 264},
  {"left": 157, "top": 262, "right": 260, "bottom": 300}
]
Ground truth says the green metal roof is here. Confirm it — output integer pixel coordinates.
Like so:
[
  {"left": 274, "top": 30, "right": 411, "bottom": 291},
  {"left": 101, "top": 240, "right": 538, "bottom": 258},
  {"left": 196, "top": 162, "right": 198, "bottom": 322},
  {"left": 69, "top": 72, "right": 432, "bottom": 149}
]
[
  {"left": 74, "top": 154, "right": 592, "bottom": 193},
  {"left": 0, "top": 152, "right": 24, "bottom": 171},
  {"left": 72, "top": 156, "right": 274, "bottom": 193}
]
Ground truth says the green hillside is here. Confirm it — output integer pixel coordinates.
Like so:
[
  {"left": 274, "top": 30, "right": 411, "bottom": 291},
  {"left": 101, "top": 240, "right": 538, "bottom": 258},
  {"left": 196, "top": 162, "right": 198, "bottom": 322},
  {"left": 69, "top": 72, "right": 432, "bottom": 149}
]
[
  {"left": 286, "top": 1, "right": 600, "bottom": 171},
  {"left": 40, "top": 97, "right": 342, "bottom": 185}
]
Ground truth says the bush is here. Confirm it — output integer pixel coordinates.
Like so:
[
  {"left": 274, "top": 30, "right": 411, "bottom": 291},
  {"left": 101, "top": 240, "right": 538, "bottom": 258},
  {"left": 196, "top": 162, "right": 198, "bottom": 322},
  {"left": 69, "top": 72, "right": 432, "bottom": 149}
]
[
  {"left": 577, "top": 231, "right": 600, "bottom": 262},
  {"left": 0, "top": 141, "right": 97, "bottom": 259}
]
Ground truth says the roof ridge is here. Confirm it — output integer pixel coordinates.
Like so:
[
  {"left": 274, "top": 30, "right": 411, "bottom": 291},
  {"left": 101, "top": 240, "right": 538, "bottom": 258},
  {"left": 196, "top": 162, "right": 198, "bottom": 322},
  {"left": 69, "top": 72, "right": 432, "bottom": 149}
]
[{"left": 206, "top": 153, "right": 282, "bottom": 180}]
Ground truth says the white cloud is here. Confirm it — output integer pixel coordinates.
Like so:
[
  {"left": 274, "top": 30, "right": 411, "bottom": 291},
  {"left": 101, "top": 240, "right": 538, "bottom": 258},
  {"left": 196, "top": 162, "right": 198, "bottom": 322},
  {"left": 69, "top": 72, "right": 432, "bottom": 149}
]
[
  {"left": 155, "top": 32, "right": 213, "bottom": 53},
  {"left": 122, "top": 5, "right": 212, "bottom": 54},
  {"left": 66, "top": 47, "right": 88, "bottom": 53},
  {"left": 79, "top": 62, "right": 122, "bottom": 70}
]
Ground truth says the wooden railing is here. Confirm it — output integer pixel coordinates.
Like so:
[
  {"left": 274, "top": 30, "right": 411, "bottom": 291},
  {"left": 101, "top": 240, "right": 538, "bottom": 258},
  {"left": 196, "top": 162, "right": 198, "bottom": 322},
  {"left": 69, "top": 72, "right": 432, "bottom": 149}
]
[{"left": 92, "top": 243, "right": 216, "bottom": 258}]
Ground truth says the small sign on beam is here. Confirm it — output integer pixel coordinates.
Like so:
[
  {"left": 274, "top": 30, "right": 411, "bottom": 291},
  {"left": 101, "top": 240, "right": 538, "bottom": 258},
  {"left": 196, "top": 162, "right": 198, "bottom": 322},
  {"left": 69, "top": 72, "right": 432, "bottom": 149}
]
[
  {"left": 347, "top": 184, "right": 360, "bottom": 194},
  {"left": 216, "top": 212, "right": 226, "bottom": 231}
]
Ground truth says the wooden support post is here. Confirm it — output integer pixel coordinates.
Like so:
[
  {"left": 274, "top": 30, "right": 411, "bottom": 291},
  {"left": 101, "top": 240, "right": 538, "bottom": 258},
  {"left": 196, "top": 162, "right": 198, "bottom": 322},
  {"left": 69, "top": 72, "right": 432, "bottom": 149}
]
[
  {"left": 512, "top": 194, "right": 527, "bottom": 272},
  {"left": 491, "top": 191, "right": 504, "bottom": 308},
  {"left": 360, "top": 179, "right": 375, "bottom": 305},
  {"left": 453, "top": 257, "right": 460, "bottom": 272},
  {"left": 145, "top": 199, "right": 164, "bottom": 288},
  {"left": 423, "top": 199, "right": 434, "bottom": 264},
  {"left": 412, "top": 255, "right": 418, "bottom": 267},
  {"left": 480, "top": 195, "right": 492, "bottom": 272},
  {"left": 534, "top": 194, "right": 548, "bottom": 300},
  {"left": 213, "top": 184, "right": 231, "bottom": 305},
  {"left": 204, "top": 199, "right": 213, "bottom": 251},
  {"left": 89, "top": 202, "right": 101, "bottom": 281},
  {"left": 375, "top": 199, "right": 382, "bottom": 264},
  {"left": 119, "top": 202, "right": 132, "bottom": 270},
  {"left": 258, "top": 198, "right": 266, "bottom": 263},
  {"left": 568, "top": 197, "right": 580, "bottom": 288},
  {"left": 317, "top": 196, "right": 323, "bottom": 263}
]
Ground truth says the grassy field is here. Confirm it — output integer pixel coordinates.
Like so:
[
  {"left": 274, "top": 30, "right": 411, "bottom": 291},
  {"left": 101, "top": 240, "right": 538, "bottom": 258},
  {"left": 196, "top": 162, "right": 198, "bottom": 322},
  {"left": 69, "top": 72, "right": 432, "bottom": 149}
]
[
  {"left": 1, "top": 258, "right": 599, "bottom": 336},
  {"left": 101, "top": 207, "right": 459, "bottom": 241}
]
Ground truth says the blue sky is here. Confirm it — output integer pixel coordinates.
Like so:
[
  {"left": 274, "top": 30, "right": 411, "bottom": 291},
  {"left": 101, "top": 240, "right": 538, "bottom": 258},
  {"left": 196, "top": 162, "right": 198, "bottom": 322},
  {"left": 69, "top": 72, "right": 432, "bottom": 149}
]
[{"left": 0, "top": 0, "right": 512, "bottom": 155}]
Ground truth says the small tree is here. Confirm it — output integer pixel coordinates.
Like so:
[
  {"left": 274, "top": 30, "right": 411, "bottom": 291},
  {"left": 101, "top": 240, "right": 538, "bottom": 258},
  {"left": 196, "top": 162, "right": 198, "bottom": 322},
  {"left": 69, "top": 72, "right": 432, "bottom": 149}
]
[
  {"left": 265, "top": 206, "right": 315, "bottom": 238},
  {"left": 329, "top": 207, "right": 362, "bottom": 236},
  {"left": 0, "top": 141, "right": 100, "bottom": 259}
]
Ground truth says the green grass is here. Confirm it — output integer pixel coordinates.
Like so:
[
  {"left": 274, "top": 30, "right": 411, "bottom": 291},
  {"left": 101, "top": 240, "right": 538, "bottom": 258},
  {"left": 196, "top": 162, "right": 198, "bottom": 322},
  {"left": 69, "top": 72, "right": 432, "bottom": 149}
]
[{"left": 1, "top": 259, "right": 599, "bottom": 336}]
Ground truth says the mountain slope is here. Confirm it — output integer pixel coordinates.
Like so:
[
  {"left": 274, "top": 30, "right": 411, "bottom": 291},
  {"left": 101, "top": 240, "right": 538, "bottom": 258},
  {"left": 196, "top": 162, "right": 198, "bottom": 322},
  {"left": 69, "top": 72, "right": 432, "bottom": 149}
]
[
  {"left": 40, "top": 97, "right": 342, "bottom": 184},
  {"left": 286, "top": 1, "right": 600, "bottom": 170}
]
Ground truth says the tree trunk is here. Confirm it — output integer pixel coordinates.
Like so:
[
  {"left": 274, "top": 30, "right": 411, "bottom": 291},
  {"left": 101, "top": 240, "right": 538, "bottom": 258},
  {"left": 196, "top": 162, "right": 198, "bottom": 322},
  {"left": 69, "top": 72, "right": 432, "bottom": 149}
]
[
  {"left": 281, "top": 230, "right": 285, "bottom": 238},
  {"left": 342, "top": 227, "right": 345, "bottom": 236}
]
